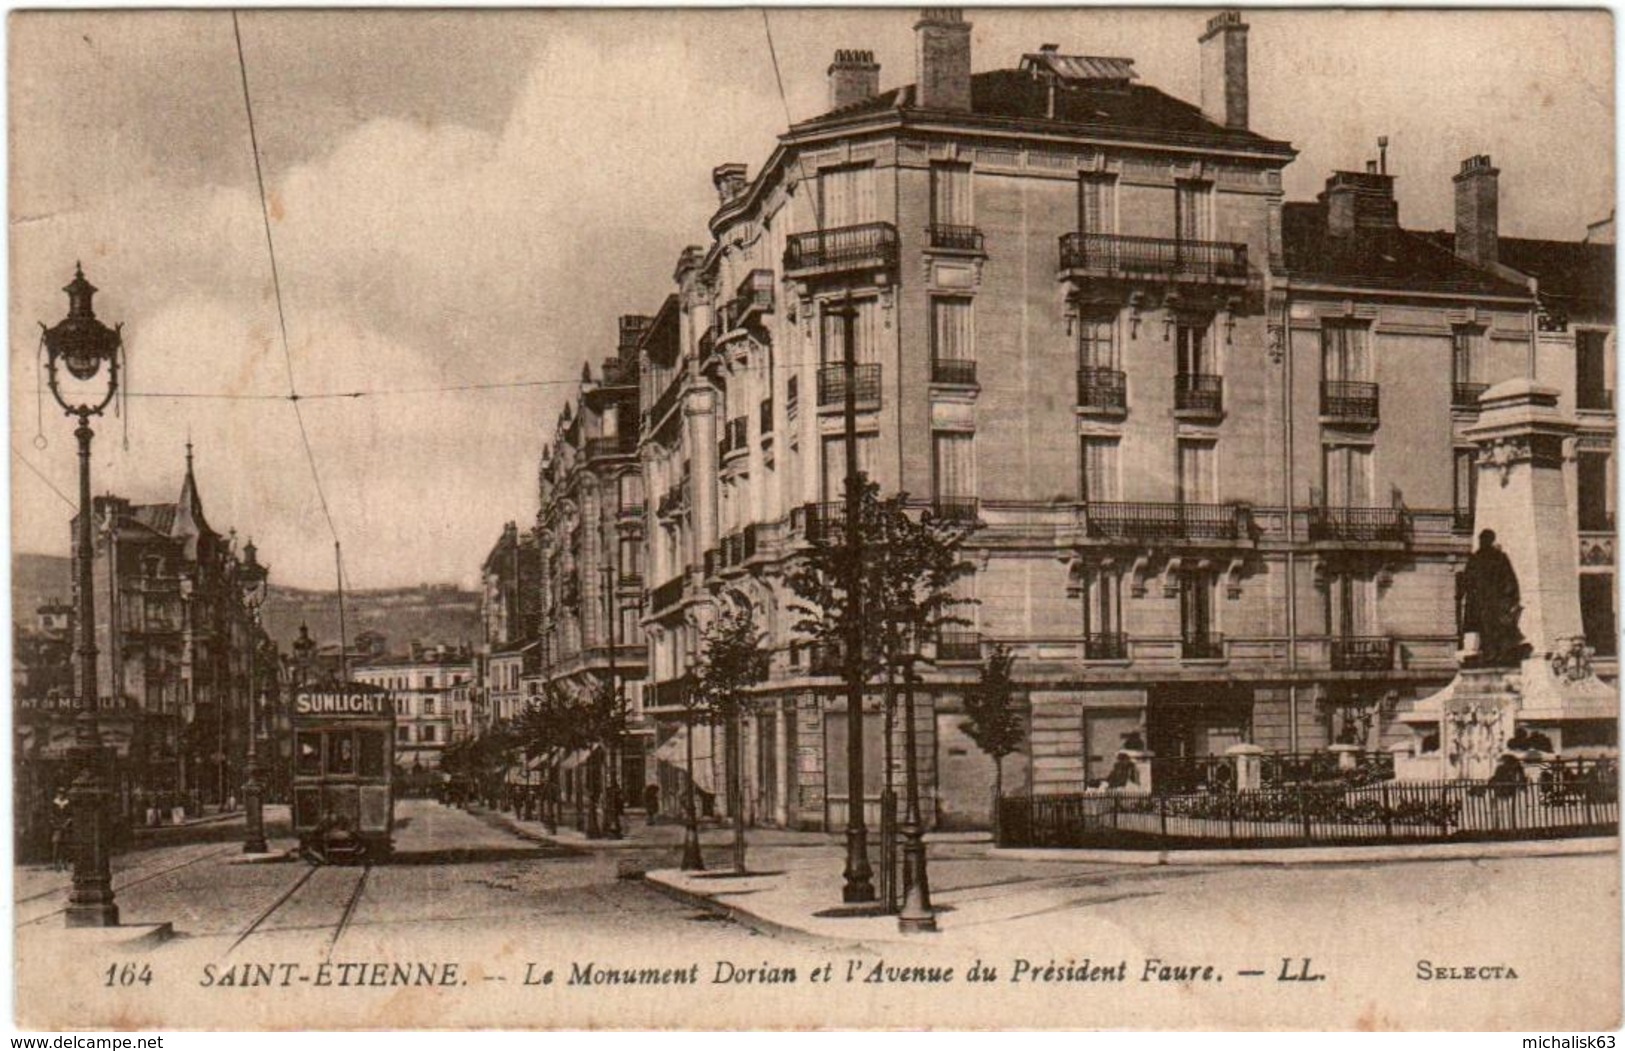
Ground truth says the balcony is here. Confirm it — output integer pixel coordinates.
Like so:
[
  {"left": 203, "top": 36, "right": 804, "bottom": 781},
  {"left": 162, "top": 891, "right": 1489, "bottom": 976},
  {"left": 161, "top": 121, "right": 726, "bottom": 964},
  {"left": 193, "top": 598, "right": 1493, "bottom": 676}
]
[
  {"left": 646, "top": 676, "right": 691, "bottom": 711},
  {"left": 929, "top": 497, "right": 981, "bottom": 525},
  {"left": 723, "top": 269, "right": 775, "bottom": 330},
  {"left": 1084, "top": 501, "right": 1250, "bottom": 542},
  {"left": 618, "top": 500, "right": 645, "bottom": 520},
  {"left": 1321, "top": 380, "right": 1380, "bottom": 424},
  {"left": 1174, "top": 373, "right": 1223, "bottom": 417},
  {"left": 817, "top": 363, "right": 882, "bottom": 410},
  {"left": 1452, "top": 382, "right": 1489, "bottom": 410},
  {"left": 1307, "top": 507, "right": 1409, "bottom": 544},
  {"left": 792, "top": 501, "right": 844, "bottom": 543},
  {"left": 584, "top": 434, "right": 636, "bottom": 461},
  {"left": 1578, "top": 386, "right": 1615, "bottom": 412},
  {"left": 784, "top": 222, "right": 899, "bottom": 278},
  {"left": 1083, "top": 632, "right": 1129, "bottom": 661},
  {"left": 1330, "top": 635, "right": 1395, "bottom": 672},
  {"left": 1077, "top": 367, "right": 1127, "bottom": 414},
  {"left": 1181, "top": 633, "right": 1225, "bottom": 661},
  {"left": 931, "top": 358, "right": 978, "bottom": 386},
  {"left": 645, "top": 373, "right": 683, "bottom": 432},
  {"left": 926, "top": 223, "right": 984, "bottom": 253},
  {"left": 1058, "top": 232, "right": 1249, "bottom": 286},
  {"left": 718, "top": 416, "right": 748, "bottom": 462},
  {"left": 649, "top": 573, "right": 687, "bottom": 615},
  {"left": 934, "top": 631, "right": 982, "bottom": 662}
]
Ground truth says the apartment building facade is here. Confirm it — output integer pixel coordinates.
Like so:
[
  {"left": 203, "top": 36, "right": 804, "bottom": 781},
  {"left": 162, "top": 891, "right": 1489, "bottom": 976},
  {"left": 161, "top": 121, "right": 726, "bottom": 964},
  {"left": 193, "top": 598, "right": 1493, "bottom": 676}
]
[{"left": 349, "top": 644, "right": 475, "bottom": 771}]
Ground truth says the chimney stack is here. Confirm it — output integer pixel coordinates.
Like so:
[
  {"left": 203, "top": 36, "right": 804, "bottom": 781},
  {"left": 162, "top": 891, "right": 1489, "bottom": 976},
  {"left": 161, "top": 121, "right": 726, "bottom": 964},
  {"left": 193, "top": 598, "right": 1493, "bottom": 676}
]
[
  {"left": 1454, "top": 154, "right": 1500, "bottom": 268},
  {"left": 914, "top": 9, "right": 972, "bottom": 112},
  {"left": 711, "top": 163, "right": 748, "bottom": 207},
  {"left": 1320, "top": 170, "right": 1398, "bottom": 238},
  {"left": 1198, "top": 10, "right": 1249, "bottom": 130},
  {"left": 828, "top": 49, "right": 880, "bottom": 111}
]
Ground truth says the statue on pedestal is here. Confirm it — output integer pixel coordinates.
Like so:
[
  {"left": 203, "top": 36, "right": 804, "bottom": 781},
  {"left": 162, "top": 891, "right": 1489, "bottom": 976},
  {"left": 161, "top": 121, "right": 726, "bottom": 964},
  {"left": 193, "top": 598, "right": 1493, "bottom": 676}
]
[{"left": 1459, "top": 530, "right": 1529, "bottom": 667}]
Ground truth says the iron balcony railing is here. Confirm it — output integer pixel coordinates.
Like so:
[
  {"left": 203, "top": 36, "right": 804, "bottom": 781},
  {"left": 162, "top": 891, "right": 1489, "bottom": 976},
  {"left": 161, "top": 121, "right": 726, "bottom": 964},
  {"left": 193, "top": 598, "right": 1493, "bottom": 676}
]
[
  {"left": 584, "top": 434, "right": 636, "bottom": 460},
  {"left": 932, "top": 358, "right": 978, "bottom": 385},
  {"left": 1578, "top": 386, "right": 1615, "bottom": 412},
  {"left": 1321, "top": 380, "right": 1380, "bottom": 421},
  {"left": 1307, "top": 506, "right": 1409, "bottom": 543},
  {"left": 1452, "top": 382, "right": 1489, "bottom": 410},
  {"left": 759, "top": 398, "right": 773, "bottom": 435},
  {"left": 1085, "top": 501, "right": 1249, "bottom": 542},
  {"left": 1077, "top": 367, "right": 1127, "bottom": 412},
  {"left": 817, "top": 363, "right": 882, "bottom": 409},
  {"left": 1084, "top": 632, "right": 1129, "bottom": 661},
  {"left": 1058, "top": 232, "right": 1249, "bottom": 284},
  {"left": 935, "top": 631, "right": 982, "bottom": 662},
  {"left": 785, "top": 222, "right": 899, "bottom": 274},
  {"left": 645, "top": 373, "right": 683, "bottom": 431},
  {"left": 649, "top": 573, "right": 687, "bottom": 614},
  {"left": 723, "top": 269, "right": 775, "bottom": 330},
  {"left": 927, "top": 223, "right": 984, "bottom": 252},
  {"left": 792, "top": 501, "right": 844, "bottom": 543},
  {"left": 1330, "top": 635, "right": 1395, "bottom": 672},
  {"left": 1175, "top": 372, "right": 1223, "bottom": 414},
  {"left": 1181, "top": 633, "right": 1225, "bottom": 660},
  {"left": 646, "top": 676, "right": 691, "bottom": 710},
  {"left": 929, "top": 497, "right": 981, "bottom": 524}
]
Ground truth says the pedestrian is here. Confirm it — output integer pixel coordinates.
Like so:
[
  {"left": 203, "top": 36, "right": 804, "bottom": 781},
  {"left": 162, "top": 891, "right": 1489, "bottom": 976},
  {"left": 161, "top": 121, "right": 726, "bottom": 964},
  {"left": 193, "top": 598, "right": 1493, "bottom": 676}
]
[
  {"left": 643, "top": 782, "right": 660, "bottom": 825},
  {"left": 49, "top": 788, "right": 73, "bottom": 872}
]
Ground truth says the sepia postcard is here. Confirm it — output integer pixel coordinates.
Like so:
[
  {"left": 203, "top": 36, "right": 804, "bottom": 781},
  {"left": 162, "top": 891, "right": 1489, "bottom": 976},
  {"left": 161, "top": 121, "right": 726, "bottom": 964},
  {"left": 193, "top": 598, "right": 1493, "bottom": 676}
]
[{"left": 7, "top": 6, "right": 1620, "bottom": 1032}]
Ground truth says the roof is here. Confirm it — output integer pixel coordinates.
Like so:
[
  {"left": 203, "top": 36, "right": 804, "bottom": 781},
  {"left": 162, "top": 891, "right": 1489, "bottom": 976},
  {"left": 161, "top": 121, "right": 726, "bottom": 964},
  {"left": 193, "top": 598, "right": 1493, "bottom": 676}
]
[
  {"left": 1421, "top": 231, "right": 1613, "bottom": 317},
  {"left": 1282, "top": 202, "right": 1532, "bottom": 298},
  {"left": 1019, "top": 51, "right": 1138, "bottom": 84},
  {"left": 796, "top": 68, "right": 1293, "bottom": 155}
]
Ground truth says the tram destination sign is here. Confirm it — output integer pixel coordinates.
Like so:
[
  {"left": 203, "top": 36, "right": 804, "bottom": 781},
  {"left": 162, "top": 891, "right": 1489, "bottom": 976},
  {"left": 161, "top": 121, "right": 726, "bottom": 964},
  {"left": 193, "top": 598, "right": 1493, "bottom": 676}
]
[{"left": 294, "top": 690, "right": 393, "bottom": 717}]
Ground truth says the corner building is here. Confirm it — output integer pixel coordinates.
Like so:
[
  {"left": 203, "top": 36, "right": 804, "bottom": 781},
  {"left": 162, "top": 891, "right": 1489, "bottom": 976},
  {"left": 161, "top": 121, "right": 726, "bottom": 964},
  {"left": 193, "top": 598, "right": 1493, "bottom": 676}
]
[{"left": 627, "top": 9, "right": 1614, "bottom": 830}]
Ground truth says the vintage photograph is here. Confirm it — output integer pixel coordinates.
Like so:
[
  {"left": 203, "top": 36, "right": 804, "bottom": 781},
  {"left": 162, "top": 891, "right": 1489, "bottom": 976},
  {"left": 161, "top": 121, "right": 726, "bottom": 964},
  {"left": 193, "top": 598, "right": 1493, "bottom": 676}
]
[{"left": 7, "top": 6, "right": 1618, "bottom": 1031}]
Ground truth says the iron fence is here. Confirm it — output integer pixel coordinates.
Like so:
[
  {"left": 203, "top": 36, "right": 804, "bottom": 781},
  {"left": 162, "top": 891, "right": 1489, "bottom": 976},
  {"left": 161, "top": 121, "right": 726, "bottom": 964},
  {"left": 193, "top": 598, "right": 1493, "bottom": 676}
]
[
  {"left": 1330, "top": 635, "right": 1395, "bottom": 671},
  {"left": 1085, "top": 501, "right": 1247, "bottom": 541},
  {"left": 1077, "top": 367, "right": 1127, "bottom": 412},
  {"left": 1058, "top": 232, "right": 1249, "bottom": 283},
  {"left": 932, "top": 358, "right": 978, "bottom": 385},
  {"left": 927, "top": 223, "right": 985, "bottom": 252},
  {"left": 785, "top": 222, "right": 900, "bottom": 272},
  {"left": 1321, "top": 380, "right": 1380, "bottom": 420},
  {"left": 1307, "top": 506, "right": 1409, "bottom": 543},
  {"left": 817, "top": 363, "right": 882, "bottom": 408},
  {"left": 1175, "top": 372, "right": 1224, "bottom": 414}
]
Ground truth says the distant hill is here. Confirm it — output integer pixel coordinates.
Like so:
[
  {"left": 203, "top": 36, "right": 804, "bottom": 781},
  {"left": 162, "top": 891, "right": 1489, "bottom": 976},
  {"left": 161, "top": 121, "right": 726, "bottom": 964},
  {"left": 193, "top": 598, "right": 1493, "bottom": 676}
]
[{"left": 11, "top": 552, "right": 479, "bottom": 653}]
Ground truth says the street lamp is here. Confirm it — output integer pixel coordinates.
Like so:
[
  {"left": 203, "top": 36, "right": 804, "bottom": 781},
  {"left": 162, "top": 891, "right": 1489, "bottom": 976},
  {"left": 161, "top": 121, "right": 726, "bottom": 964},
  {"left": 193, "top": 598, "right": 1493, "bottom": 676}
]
[
  {"left": 679, "top": 634, "right": 703, "bottom": 871},
  {"left": 599, "top": 563, "right": 623, "bottom": 840},
  {"left": 897, "top": 642, "right": 936, "bottom": 933},
  {"left": 41, "top": 263, "right": 123, "bottom": 928},
  {"left": 238, "top": 540, "right": 269, "bottom": 854}
]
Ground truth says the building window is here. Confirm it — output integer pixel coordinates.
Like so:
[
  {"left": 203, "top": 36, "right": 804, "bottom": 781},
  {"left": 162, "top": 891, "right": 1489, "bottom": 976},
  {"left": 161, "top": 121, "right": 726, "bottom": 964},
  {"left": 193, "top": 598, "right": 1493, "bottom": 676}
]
[
  {"left": 423, "top": 697, "right": 436, "bottom": 716},
  {"left": 821, "top": 433, "right": 876, "bottom": 502},
  {"left": 397, "top": 725, "right": 409, "bottom": 743},
  {"left": 1323, "top": 444, "right": 1374, "bottom": 507},
  {"left": 1581, "top": 574, "right": 1618, "bottom": 657},
  {"left": 1322, "top": 322, "right": 1371, "bottom": 383},
  {"left": 1180, "top": 569, "right": 1218, "bottom": 653},
  {"left": 931, "top": 431, "right": 976, "bottom": 509},
  {"left": 930, "top": 297, "right": 975, "bottom": 383},
  {"left": 819, "top": 297, "right": 879, "bottom": 365},
  {"left": 817, "top": 162, "right": 876, "bottom": 228},
  {"left": 422, "top": 724, "right": 437, "bottom": 744},
  {"left": 1078, "top": 174, "right": 1117, "bottom": 235},
  {"left": 1327, "top": 572, "right": 1376, "bottom": 638},
  {"left": 1578, "top": 451, "right": 1613, "bottom": 531},
  {"left": 1082, "top": 568, "right": 1123, "bottom": 657},
  {"left": 1577, "top": 330, "right": 1611, "bottom": 410},
  {"left": 1176, "top": 319, "right": 1217, "bottom": 377},
  {"left": 1175, "top": 180, "right": 1213, "bottom": 242},
  {"left": 1452, "top": 326, "right": 1483, "bottom": 388},
  {"left": 1453, "top": 448, "right": 1478, "bottom": 530},
  {"left": 1080, "top": 437, "right": 1120, "bottom": 502},
  {"left": 930, "top": 162, "right": 972, "bottom": 228},
  {"left": 1177, "top": 440, "right": 1216, "bottom": 505},
  {"left": 1078, "top": 312, "right": 1119, "bottom": 369}
]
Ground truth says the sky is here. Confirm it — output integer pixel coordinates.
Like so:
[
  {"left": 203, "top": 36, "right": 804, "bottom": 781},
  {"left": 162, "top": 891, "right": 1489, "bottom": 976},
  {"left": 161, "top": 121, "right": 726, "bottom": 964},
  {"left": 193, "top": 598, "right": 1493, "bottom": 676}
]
[{"left": 8, "top": 8, "right": 1613, "bottom": 590}]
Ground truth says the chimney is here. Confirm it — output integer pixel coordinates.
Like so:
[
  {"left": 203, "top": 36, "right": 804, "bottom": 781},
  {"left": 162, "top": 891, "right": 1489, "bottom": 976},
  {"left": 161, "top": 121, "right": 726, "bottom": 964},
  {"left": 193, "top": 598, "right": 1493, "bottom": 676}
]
[
  {"left": 828, "top": 49, "right": 880, "bottom": 111},
  {"left": 1319, "top": 169, "right": 1398, "bottom": 238},
  {"left": 1454, "top": 154, "right": 1500, "bottom": 268},
  {"left": 1198, "top": 10, "right": 1249, "bottom": 130},
  {"left": 914, "top": 9, "right": 972, "bottom": 112},
  {"left": 711, "top": 163, "right": 748, "bottom": 207}
]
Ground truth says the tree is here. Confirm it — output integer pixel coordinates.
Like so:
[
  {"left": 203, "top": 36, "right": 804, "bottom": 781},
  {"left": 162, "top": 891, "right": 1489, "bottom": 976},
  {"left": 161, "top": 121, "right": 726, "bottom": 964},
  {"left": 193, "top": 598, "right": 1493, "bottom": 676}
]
[
  {"left": 960, "top": 644, "right": 1023, "bottom": 843},
  {"left": 692, "top": 590, "right": 770, "bottom": 873}
]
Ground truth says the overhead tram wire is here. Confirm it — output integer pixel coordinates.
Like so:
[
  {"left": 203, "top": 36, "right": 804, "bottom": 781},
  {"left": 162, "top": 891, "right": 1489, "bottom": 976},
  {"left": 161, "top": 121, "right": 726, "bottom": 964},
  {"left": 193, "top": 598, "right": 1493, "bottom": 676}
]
[{"left": 232, "top": 10, "right": 352, "bottom": 669}]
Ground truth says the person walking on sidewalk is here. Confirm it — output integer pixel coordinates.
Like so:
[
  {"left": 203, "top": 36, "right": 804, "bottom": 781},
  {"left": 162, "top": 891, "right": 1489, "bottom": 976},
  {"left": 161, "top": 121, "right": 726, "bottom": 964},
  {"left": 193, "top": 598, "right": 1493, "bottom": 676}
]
[
  {"left": 643, "top": 783, "right": 660, "bottom": 825},
  {"left": 49, "top": 788, "right": 73, "bottom": 871}
]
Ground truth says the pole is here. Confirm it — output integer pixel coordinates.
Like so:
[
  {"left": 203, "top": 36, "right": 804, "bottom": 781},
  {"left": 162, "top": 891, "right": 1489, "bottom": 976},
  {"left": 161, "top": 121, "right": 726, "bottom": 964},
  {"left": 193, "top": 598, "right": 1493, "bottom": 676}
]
[
  {"left": 897, "top": 653, "right": 936, "bottom": 932},
  {"left": 602, "top": 564, "right": 623, "bottom": 839},
  {"left": 836, "top": 294, "right": 875, "bottom": 903},
  {"left": 335, "top": 541, "right": 350, "bottom": 684},
  {"left": 242, "top": 604, "right": 268, "bottom": 854},
  {"left": 67, "top": 416, "right": 117, "bottom": 926},
  {"left": 681, "top": 700, "right": 704, "bottom": 870}
]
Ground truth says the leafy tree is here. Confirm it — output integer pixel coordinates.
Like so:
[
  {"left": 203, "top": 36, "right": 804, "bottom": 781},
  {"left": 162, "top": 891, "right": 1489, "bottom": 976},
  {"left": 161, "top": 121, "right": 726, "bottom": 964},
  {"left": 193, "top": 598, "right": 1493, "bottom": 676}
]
[
  {"left": 960, "top": 644, "right": 1024, "bottom": 842},
  {"left": 692, "top": 590, "right": 770, "bottom": 872}
]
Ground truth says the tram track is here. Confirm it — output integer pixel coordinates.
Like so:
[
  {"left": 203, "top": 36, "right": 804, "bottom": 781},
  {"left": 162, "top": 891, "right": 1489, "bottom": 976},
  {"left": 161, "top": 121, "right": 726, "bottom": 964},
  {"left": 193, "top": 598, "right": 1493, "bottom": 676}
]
[
  {"left": 226, "top": 861, "right": 373, "bottom": 957},
  {"left": 15, "top": 844, "right": 239, "bottom": 927}
]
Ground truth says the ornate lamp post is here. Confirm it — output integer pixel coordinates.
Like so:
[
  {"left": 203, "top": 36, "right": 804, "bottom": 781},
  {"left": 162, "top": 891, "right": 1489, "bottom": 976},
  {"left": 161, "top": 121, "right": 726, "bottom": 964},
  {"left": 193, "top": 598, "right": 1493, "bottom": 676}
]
[
  {"left": 238, "top": 541, "right": 269, "bottom": 854},
  {"left": 897, "top": 644, "right": 936, "bottom": 933},
  {"left": 599, "top": 563, "right": 623, "bottom": 840},
  {"left": 42, "top": 264, "right": 123, "bottom": 928}
]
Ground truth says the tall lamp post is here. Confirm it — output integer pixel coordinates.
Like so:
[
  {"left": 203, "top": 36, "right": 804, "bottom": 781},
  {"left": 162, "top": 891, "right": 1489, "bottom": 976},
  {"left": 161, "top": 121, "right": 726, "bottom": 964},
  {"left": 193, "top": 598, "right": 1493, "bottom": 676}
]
[
  {"left": 897, "top": 647, "right": 936, "bottom": 932},
  {"left": 42, "top": 264, "right": 124, "bottom": 928},
  {"left": 599, "top": 563, "right": 623, "bottom": 840},
  {"left": 238, "top": 541, "right": 269, "bottom": 854}
]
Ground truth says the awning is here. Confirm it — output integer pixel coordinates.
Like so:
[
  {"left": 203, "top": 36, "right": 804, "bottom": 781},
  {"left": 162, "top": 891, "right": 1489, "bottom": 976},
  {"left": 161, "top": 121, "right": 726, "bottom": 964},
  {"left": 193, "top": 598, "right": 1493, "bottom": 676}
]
[
  {"left": 649, "top": 725, "right": 716, "bottom": 794},
  {"left": 559, "top": 748, "right": 593, "bottom": 772}
]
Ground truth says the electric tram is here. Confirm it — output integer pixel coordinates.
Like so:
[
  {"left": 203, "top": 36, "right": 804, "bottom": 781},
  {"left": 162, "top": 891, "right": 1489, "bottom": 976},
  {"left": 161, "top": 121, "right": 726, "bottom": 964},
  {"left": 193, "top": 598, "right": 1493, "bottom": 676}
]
[{"left": 291, "top": 685, "right": 395, "bottom": 862}]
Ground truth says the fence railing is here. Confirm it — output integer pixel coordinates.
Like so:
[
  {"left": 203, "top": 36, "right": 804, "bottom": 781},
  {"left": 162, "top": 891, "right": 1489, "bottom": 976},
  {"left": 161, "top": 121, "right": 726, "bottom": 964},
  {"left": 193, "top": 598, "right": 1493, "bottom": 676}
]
[
  {"left": 934, "top": 631, "right": 982, "bottom": 662},
  {"left": 584, "top": 434, "right": 636, "bottom": 460},
  {"left": 1085, "top": 501, "right": 1249, "bottom": 542},
  {"left": 1058, "top": 232, "right": 1249, "bottom": 284},
  {"left": 724, "top": 268, "right": 775, "bottom": 330},
  {"left": 1307, "top": 506, "right": 1409, "bottom": 543},
  {"left": 1321, "top": 380, "right": 1380, "bottom": 421},
  {"left": 817, "top": 363, "right": 882, "bottom": 409},
  {"left": 1077, "top": 367, "right": 1127, "bottom": 412},
  {"left": 929, "top": 496, "right": 980, "bottom": 524},
  {"left": 648, "top": 573, "right": 687, "bottom": 615},
  {"left": 786, "top": 222, "right": 899, "bottom": 273},
  {"left": 1331, "top": 635, "right": 1395, "bottom": 671},
  {"left": 927, "top": 223, "right": 984, "bottom": 252},
  {"left": 998, "top": 777, "right": 1618, "bottom": 849},
  {"left": 718, "top": 416, "right": 748, "bottom": 460},
  {"left": 932, "top": 358, "right": 978, "bottom": 385},
  {"left": 1175, "top": 372, "right": 1223, "bottom": 414},
  {"left": 1083, "top": 632, "right": 1129, "bottom": 661}
]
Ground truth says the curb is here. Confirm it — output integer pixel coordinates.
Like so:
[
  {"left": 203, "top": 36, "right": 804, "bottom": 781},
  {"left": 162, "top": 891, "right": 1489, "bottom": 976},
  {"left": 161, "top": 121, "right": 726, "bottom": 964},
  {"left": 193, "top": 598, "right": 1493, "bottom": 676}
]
[
  {"left": 641, "top": 871, "right": 833, "bottom": 947},
  {"left": 992, "top": 835, "right": 1620, "bottom": 867}
]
